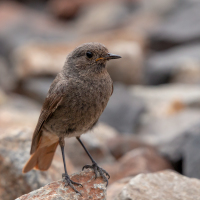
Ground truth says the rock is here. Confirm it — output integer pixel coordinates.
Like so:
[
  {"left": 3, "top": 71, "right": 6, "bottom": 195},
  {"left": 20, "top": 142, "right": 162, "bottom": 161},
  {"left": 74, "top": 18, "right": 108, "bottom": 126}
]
[
  {"left": 116, "top": 170, "right": 200, "bottom": 200},
  {"left": 16, "top": 169, "right": 107, "bottom": 200},
  {"left": 99, "top": 83, "right": 145, "bottom": 133},
  {"left": 160, "top": 124, "right": 200, "bottom": 179},
  {"left": 13, "top": 43, "right": 73, "bottom": 79},
  {"left": 107, "top": 177, "right": 132, "bottom": 200},
  {"left": 129, "top": 84, "right": 200, "bottom": 145},
  {"left": 0, "top": 56, "right": 16, "bottom": 91},
  {"left": 47, "top": 0, "right": 92, "bottom": 19},
  {"left": 145, "top": 43, "right": 200, "bottom": 85},
  {"left": 75, "top": 1, "right": 135, "bottom": 33},
  {"left": 107, "top": 41, "right": 144, "bottom": 85},
  {"left": 19, "top": 77, "right": 54, "bottom": 103},
  {"left": 0, "top": 93, "right": 41, "bottom": 134},
  {"left": 107, "top": 135, "right": 155, "bottom": 159},
  {"left": 0, "top": 129, "right": 74, "bottom": 200},
  {"left": 0, "top": 1, "right": 78, "bottom": 68},
  {"left": 65, "top": 123, "right": 118, "bottom": 168},
  {"left": 104, "top": 147, "right": 172, "bottom": 184},
  {"left": 149, "top": 1, "right": 200, "bottom": 51}
]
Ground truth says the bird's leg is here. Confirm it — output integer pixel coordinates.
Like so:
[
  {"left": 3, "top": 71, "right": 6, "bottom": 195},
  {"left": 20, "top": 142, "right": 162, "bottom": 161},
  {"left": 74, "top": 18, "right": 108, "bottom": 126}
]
[
  {"left": 76, "top": 136, "right": 110, "bottom": 186},
  {"left": 59, "top": 137, "right": 82, "bottom": 195}
]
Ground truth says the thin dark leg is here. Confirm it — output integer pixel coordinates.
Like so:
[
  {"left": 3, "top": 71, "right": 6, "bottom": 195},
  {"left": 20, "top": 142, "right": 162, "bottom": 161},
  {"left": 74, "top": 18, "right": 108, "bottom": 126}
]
[
  {"left": 76, "top": 136, "right": 96, "bottom": 164},
  {"left": 59, "top": 137, "right": 82, "bottom": 195},
  {"left": 76, "top": 137, "right": 110, "bottom": 186}
]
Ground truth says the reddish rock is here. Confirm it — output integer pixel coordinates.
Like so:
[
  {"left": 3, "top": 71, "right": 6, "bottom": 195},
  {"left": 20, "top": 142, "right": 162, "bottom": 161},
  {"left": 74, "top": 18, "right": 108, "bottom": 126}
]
[
  {"left": 16, "top": 169, "right": 107, "bottom": 200},
  {"left": 103, "top": 147, "right": 172, "bottom": 184}
]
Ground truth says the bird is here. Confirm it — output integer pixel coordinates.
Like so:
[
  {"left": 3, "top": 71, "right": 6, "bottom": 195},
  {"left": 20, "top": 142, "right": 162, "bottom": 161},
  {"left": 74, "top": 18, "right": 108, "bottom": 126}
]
[{"left": 22, "top": 42, "right": 121, "bottom": 194}]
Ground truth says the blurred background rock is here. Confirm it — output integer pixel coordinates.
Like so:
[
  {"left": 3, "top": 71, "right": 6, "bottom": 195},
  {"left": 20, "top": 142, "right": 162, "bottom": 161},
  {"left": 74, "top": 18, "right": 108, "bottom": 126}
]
[{"left": 1, "top": 0, "right": 200, "bottom": 199}]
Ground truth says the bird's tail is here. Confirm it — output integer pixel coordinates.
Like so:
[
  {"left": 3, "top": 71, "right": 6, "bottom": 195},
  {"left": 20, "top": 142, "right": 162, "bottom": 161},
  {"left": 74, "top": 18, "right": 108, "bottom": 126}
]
[{"left": 22, "top": 141, "right": 59, "bottom": 173}]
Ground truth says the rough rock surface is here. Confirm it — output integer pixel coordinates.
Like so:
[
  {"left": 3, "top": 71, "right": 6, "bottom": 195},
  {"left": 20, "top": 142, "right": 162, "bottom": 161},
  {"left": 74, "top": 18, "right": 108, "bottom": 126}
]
[
  {"left": 0, "top": 130, "right": 74, "bottom": 200},
  {"left": 16, "top": 169, "right": 107, "bottom": 200},
  {"left": 116, "top": 170, "right": 200, "bottom": 200}
]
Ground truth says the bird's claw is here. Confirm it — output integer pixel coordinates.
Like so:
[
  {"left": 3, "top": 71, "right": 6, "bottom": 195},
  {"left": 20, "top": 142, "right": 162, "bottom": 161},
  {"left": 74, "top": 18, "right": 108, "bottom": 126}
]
[
  {"left": 82, "top": 163, "right": 110, "bottom": 186},
  {"left": 62, "top": 173, "right": 83, "bottom": 196}
]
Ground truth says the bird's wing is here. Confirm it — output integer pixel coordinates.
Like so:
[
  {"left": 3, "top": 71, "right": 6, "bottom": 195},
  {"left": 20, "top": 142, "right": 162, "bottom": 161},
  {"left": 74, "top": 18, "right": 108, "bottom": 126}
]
[{"left": 30, "top": 79, "right": 66, "bottom": 154}]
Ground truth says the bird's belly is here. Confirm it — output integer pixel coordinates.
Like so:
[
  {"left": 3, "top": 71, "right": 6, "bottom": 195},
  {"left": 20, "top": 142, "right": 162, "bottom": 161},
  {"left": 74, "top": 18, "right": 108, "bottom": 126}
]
[{"left": 45, "top": 95, "right": 109, "bottom": 138}]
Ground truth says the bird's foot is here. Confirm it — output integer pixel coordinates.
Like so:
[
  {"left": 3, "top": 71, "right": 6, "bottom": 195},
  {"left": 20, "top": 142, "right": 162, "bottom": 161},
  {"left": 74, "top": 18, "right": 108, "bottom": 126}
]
[
  {"left": 82, "top": 162, "right": 110, "bottom": 186},
  {"left": 62, "top": 173, "right": 83, "bottom": 195}
]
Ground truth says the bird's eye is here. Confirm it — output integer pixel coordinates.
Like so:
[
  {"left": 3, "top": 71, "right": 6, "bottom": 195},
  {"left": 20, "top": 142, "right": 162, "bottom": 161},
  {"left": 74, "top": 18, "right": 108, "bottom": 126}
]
[{"left": 86, "top": 51, "right": 93, "bottom": 58}]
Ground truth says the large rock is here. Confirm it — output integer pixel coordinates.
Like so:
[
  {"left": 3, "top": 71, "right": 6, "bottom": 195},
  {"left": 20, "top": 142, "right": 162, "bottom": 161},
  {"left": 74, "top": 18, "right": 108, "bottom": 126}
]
[
  {"left": 103, "top": 147, "right": 172, "bottom": 184},
  {"left": 99, "top": 83, "right": 145, "bottom": 133},
  {"left": 145, "top": 43, "right": 200, "bottom": 85},
  {"left": 0, "top": 129, "right": 74, "bottom": 200},
  {"left": 116, "top": 170, "right": 200, "bottom": 200},
  {"left": 16, "top": 169, "right": 107, "bottom": 200}
]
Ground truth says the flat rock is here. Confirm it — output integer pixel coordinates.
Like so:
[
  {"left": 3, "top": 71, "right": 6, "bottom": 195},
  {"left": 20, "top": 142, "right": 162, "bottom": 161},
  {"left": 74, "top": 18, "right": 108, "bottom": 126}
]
[
  {"left": 16, "top": 169, "right": 107, "bottom": 200},
  {"left": 116, "top": 170, "right": 200, "bottom": 200}
]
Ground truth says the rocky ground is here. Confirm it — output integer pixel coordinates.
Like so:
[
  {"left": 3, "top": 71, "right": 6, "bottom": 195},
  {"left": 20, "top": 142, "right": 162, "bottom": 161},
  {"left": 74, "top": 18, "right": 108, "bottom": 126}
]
[{"left": 0, "top": 0, "right": 200, "bottom": 199}]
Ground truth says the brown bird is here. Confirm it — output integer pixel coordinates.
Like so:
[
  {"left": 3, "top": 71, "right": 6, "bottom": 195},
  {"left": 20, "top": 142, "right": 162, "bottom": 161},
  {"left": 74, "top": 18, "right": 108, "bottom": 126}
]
[{"left": 22, "top": 42, "right": 121, "bottom": 194}]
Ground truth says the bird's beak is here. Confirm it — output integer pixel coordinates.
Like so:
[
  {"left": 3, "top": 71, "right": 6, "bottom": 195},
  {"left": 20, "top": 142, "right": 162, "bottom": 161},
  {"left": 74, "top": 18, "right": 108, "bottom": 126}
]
[
  {"left": 105, "top": 53, "right": 121, "bottom": 60},
  {"left": 96, "top": 53, "right": 121, "bottom": 62}
]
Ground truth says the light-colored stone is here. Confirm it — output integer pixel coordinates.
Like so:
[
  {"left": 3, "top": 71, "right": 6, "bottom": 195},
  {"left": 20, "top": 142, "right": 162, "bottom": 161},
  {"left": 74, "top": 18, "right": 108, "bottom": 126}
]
[
  {"left": 16, "top": 169, "right": 107, "bottom": 200},
  {"left": 116, "top": 170, "right": 200, "bottom": 200}
]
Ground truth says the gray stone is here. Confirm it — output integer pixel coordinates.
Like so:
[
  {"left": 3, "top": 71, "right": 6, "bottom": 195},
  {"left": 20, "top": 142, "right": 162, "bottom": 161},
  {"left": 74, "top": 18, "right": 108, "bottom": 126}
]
[
  {"left": 129, "top": 84, "right": 200, "bottom": 145},
  {"left": 149, "top": 0, "right": 200, "bottom": 50},
  {"left": 145, "top": 43, "right": 200, "bottom": 85},
  {"left": 116, "top": 170, "right": 200, "bottom": 200},
  {"left": 160, "top": 124, "right": 200, "bottom": 179},
  {"left": 99, "top": 83, "right": 145, "bottom": 134}
]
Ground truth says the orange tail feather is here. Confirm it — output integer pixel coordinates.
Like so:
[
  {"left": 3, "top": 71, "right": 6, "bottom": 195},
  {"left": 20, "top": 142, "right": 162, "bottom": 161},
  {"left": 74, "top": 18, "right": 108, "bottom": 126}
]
[{"left": 23, "top": 141, "right": 59, "bottom": 173}]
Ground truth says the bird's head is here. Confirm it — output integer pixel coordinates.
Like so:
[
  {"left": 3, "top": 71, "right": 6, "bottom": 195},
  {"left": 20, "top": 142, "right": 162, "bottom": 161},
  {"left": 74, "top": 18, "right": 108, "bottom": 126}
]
[{"left": 65, "top": 42, "right": 121, "bottom": 76}]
